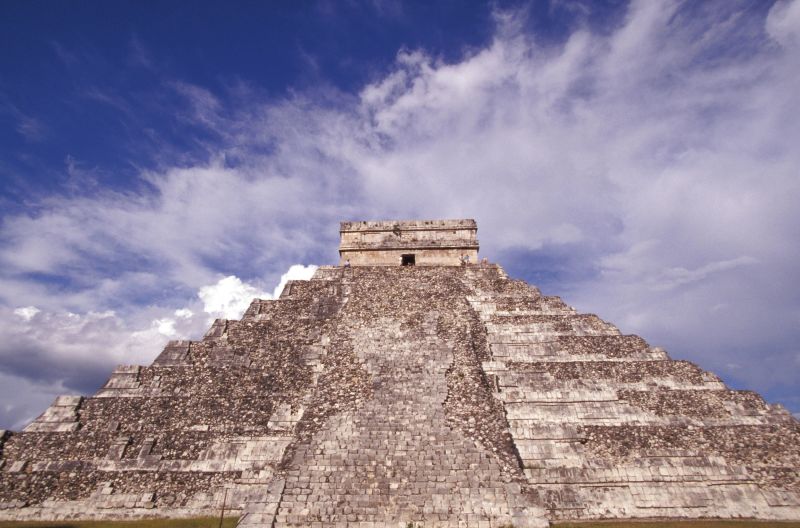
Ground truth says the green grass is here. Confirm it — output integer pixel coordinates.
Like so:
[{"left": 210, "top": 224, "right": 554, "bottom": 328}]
[
  {"left": 0, "top": 518, "right": 238, "bottom": 528},
  {"left": 555, "top": 521, "right": 800, "bottom": 528}
]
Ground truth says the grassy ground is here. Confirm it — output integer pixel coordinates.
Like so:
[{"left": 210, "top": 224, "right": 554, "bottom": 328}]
[{"left": 0, "top": 518, "right": 238, "bottom": 528}]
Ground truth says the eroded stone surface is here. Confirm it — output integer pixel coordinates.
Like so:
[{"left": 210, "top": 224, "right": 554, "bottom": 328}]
[{"left": 339, "top": 219, "right": 479, "bottom": 266}]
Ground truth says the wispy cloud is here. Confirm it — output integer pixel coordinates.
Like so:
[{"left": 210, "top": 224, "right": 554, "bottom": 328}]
[
  {"left": 50, "top": 40, "right": 78, "bottom": 66},
  {"left": 128, "top": 34, "right": 154, "bottom": 69},
  {"left": 16, "top": 115, "right": 46, "bottom": 142},
  {"left": 0, "top": 98, "right": 48, "bottom": 142}
]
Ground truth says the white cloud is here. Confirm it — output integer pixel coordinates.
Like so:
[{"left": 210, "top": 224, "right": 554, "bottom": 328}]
[
  {"left": 198, "top": 275, "right": 271, "bottom": 320},
  {"left": 196, "top": 265, "right": 318, "bottom": 320},
  {"left": 13, "top": 306, "right": 40, "bottom": 321},
  {"left": 154, "top": 318, "right": 177, "bottom": 336},
  {"left": 174, "top": 308, "right": 193, "bottom": 318}
]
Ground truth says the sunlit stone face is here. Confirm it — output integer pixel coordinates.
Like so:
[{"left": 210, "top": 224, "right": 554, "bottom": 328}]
[{"left": 339, "top": 219, "right": 479, "bottom": 266}]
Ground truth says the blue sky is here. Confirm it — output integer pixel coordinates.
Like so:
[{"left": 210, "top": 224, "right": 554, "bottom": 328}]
[{"left": 1, "top": 0, "right": 799, "bottom": 429}]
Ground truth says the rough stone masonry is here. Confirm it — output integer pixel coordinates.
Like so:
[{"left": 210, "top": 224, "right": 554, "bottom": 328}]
[{"left": 1, "top": 219, "right": 799, "bottom": 527}]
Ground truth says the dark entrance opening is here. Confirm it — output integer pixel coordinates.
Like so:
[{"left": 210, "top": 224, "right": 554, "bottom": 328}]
[{"left": 401, "top": 254, "right": 416, "bottom": 266}]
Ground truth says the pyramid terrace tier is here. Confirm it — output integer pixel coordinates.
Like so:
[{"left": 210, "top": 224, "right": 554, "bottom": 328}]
[
  {"left": 467, "top": 263, "right": 800, "bottom": 521},
  {"left": 1, "top": 263, "right": 798, "bottom": 525}
]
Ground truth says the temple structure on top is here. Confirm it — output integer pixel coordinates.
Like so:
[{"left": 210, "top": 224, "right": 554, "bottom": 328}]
[{"left": 338, "top": 219, "right": 479, "bottom": 266}]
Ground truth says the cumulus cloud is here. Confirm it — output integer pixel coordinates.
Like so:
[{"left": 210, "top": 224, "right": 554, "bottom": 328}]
[
  {"left": 13, "top": 306, "right": 40, "bottom": 321},
  {"left": 198, "top": 265, "right": 318, "bottom": 319},
  {"left": 174, "top": 308, "right": 193, "bottom": 319},
  {"left": 199, "top": 276, "right": 271, "bottom": 320},
  {"left": 1, "top": 1, "right": 799, "bottom": 427}
]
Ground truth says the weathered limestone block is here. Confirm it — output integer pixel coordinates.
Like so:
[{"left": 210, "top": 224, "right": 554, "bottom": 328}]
[
  {"left": 209, "top": 345, "right": 251, "bottom": 367},
  {"left": 7, "top": 460, "right": 27, "bottom": 473},
  {"left": 106, "top": 436, "right": 130, "bottom": 460},
  {"left": 204, "top": 318, "right": 229, "bottom": 340},
  {"left": 23, "top": 395, "right": 82, "bottom": 433},
  {"left": 267, "top": 404, "right": 304, "bottom": 433},
  {"left": 238, "top": 479, "right": 285, "bottom": 527},
  {"left": 152, "top": 340, "right": 193, "bottom": 366},
  {"left": 96, "top": 366, "right": 143, "bottom": 398}
]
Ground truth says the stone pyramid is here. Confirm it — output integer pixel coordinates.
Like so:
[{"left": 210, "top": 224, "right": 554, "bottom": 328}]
[{"left": 1, "top": 219, "right": 798, "bottom": 527}]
